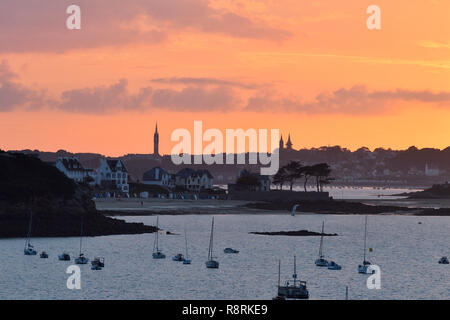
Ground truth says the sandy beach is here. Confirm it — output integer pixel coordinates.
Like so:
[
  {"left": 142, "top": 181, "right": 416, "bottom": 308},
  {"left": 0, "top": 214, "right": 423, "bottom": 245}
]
[{"left": 95, "top": 198, "right": 289, "bottom": 215}]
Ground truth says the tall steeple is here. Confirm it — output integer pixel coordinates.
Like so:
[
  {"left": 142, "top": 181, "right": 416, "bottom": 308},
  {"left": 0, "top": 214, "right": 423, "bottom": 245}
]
[
  {"left": 286, "top": 133, "right": 293, "bottom": 150},
  {"left": 279, "top": 134, "right": 284, "bottom": 150},
  {"left": 153, "top": 122, "right": 159, "bottom": 156}
]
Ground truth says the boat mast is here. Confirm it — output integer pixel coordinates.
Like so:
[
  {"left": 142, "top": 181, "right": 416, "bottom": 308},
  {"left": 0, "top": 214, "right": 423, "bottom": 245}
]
[
  {"left": 79, "top": 217, "right": 83, "bottom": 255},
  {"left": 363, "top": 216, "right": 368, "bottom": 262},
  {"left": 153, "top": 216, "right": 160, "bottom": 252},
  {"left": 278, "top": 260, "right": 281, "bottom": 288},
  {"left": 25, "top": 208, "right": 33, "bottom": 249},
  {"left": 208, "top": 217, "right": 214, "bottom": 260},
  {"left": 319, "top": 221, "right": 325, "bottom": 258},
  {"left": 185, "top": 230, "right": 189, "bottom": 259},
  {"left": 293, "top": 255, "right": 297, "bottom": 286}
]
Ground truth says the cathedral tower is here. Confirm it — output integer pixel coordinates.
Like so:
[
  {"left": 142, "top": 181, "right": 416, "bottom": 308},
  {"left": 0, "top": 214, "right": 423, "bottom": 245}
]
[{"left": 154, "top": 122, "right": 159, "bottom": 156}]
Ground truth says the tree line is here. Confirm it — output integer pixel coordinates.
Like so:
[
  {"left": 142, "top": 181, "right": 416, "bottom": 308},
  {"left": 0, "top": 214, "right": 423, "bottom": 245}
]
[{"left": 272, "top": 161, "right": 333, "bottom": 192}]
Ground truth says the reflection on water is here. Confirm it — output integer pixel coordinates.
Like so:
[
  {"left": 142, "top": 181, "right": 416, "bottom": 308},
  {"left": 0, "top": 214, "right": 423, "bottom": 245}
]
[{"left": 0, "top": 214, "right": 448, "bottom": 300}]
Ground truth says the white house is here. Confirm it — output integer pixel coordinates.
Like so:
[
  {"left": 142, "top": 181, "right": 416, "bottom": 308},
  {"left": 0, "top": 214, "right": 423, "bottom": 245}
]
[
  {"left": 142, "top": 167, "right": 172, "bottom": 187},
  {"left": 95, "top": 159, "right": 129, "bottom": 193},
  {"left": 175, "top": 168, "right": 214, "bottom": 191},
  {"left": 55, "top": 157, "right": 94, "bottom": 183}
]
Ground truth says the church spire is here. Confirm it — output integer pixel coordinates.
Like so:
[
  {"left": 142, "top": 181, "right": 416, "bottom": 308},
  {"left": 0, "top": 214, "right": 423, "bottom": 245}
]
[
  {"left": 153, "top": 122, "right": 159, "bottom": 156},
  {"left": 279, "top": 134, "right": 284, "bottom": 150},
  {"left": 286, "top": 133, "right": 293, "bottom": 150}
]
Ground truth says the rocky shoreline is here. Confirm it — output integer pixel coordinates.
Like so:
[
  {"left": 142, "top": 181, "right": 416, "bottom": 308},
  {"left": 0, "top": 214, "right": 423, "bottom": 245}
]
[
  {"left": 244, "top": 200, "right": 450, "bottom": 216},
  {"left": 0, "top": 151, "right": 157, "bottom": 238},
  {"left": 250, "top": 230, "right": 338, "bottom": 237}
]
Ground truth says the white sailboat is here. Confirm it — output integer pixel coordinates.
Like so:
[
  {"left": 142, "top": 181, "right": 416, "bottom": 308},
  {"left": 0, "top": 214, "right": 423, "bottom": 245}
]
[
  {"left": 75, "top": 217, "right": 88, "bottom": 264},
  {"left": 205, "top": 217, "right": 219, "bottom": 269},
  {"left": 24, "top": 208, "right": 37, "bottom": 255},
  {"left": 153, "top": 216, "right": 166, "bottom": 259},
  {"left": 358, "top": 216, "right": 373, "bottom": 274},
  {"left": 275, "top": 256, "right": 309, "bottom": 300},
  {"left": 183, "top": 230, "right": 191, "bottom": 265},
  {"left": 315, "top": 221, "right": 328, "bottom": 267}
]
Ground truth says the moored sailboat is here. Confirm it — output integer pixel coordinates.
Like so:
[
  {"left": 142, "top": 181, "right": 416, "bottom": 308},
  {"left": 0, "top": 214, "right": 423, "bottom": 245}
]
[
  {"left": 152, "top": 216, "right": 166, "bottom": 259},
  {"left": 358, "top": 216, "right": 374, "bottom": 274},
  {"left": 276, "top": 257, "right": 309, "bottom": 300},
  {"left": 205, "top": 217, "right": 219, "bottom": 269},
  {"left": 75, "top": 217, "right": 88, "bottom": 264},
  {"left": 314, "top": 221, "right": 328, "bottom": 267},
  {"left": 183, "top": 230, "right": 191, "bottom": 265},
  {"left": 24, "top": 208, "right": 37, "bottom": 256}
]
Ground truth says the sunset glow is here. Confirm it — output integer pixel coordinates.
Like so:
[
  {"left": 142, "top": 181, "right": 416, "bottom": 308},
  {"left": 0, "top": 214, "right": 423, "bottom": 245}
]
[{"left": 1, "top": 0, "right": 450, "bottom": 155}]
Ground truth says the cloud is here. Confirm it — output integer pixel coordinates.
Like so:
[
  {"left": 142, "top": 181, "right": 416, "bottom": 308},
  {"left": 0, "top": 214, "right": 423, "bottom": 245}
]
[
  {"left": 0, "top": 61, "right": 46, "bottom": 111},
  {"left": 418, "top": 41, "right": 450, "bottom": 49},
  {"left": 57, "top": 79, "right": 238, "bottom": 114},
  {"left": 245, "top": 86, "right": 450, "bottom": 115},
  {"left": 0, "top": 0, "right": 289, "bottom": 53},
  {"left": 150, "top": 77, "right": 262, "bottom": 89},
  {"left": 3, "top": 62, "right": 450, "bottom": 115}
]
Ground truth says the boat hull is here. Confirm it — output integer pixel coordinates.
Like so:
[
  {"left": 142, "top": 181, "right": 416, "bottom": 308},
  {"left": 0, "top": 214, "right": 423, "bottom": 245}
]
[
  {"left": 172, "top": 254, "right": 185, "bottom": 261},
  {"left": 315, "top": 258, "right": 328, "bottom": 267},
  {"left": 24, "top": 249, "right": 37, "bottom": 255},
  {"left": 183, "top": 259, "right": 192, "bottom": 265},
  {"left": 278, "top": 286, "right": 309, "bottom": 300},
  {"left": 75, "top": 257, "right": 89, "bottom": 264},
  {"left": 58, "top": 254, "right": 71, "bottom": 261},
  {"left": 358, "top": 264, "right": 374, "bottom": 274},
  {"left": 205, "top": 260, "right": 219, "bottom": 268},
  {"left": 153, "top": 252, "right": 166, "bottom": 259},
  {"left": 327, "top": 261, "right": 342, "bottom": 270}
]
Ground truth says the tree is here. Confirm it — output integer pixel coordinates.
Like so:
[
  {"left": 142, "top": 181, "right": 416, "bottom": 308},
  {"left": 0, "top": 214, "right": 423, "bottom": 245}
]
[
  {"left": 309, "top": 163, "right": 332, "bottom": 192},
  {"left": 302, "top": 165, "right": 312, "bottom": 192},
  {"left": 283, "top": 161, "right": 304, "bottom": 191},
  {"left": 272, "top": 167, "right": 287, "bottom": 190}
]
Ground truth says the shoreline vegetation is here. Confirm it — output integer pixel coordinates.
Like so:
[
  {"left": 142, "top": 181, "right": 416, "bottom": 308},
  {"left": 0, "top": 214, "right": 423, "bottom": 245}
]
[{"left": 0, "top": 151, "right": 157, "bottom": 238}]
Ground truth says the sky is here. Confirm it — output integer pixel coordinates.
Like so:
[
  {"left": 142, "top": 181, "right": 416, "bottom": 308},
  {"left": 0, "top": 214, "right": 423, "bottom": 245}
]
[{"left": 1, "top": 0, "right": 449, "bottom": 156}]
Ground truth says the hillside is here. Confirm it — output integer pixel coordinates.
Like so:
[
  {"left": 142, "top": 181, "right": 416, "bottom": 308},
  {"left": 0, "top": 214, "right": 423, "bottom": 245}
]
[{"left": 0, "top": 151, "right": 156, "bottom": 238}]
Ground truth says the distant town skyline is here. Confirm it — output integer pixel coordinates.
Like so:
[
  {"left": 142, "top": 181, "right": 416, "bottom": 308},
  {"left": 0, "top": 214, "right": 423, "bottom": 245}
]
[{"left": 1, "top": 1, "right": 450, "bottom": 156}]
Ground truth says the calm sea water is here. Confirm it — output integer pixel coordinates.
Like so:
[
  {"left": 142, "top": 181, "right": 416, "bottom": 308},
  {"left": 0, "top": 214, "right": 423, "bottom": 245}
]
[{"left": 0, "top": 213, "right": 448, "bottom": 300}]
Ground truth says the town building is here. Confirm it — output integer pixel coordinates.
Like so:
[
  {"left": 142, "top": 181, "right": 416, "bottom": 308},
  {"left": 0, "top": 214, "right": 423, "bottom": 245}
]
[
  {"left": 142, "top": 166, "right": 172, "bottom": 187},
  {"left": 95, "top": 159, "right": 129, "bottom": 193},
  {"left": 55, "top": 157, "right": 94, "bottom": 183}
]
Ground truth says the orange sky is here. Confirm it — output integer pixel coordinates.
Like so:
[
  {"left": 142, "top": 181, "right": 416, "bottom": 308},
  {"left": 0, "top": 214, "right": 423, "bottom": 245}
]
[{"left": 1, "top": 0, "right": 449, "bottom": 156}]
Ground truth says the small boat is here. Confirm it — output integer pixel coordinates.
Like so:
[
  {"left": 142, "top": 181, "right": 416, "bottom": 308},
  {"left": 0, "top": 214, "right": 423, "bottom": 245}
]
[
  {"left": 58, "top": 252, "right": 71, "bottom": 261},
  {"left": 75, "top": 253, "right": 89, "bottom": 264},
  {"left": 291, "top": 204, "right": 299, "bottom": 216},
  {"left": 91, "top": 257, "right": 105, "bottom": 270},
  {"left": 172, "top": 253, "right": 185, "bottom": 261},
  {"left": 205, "top": 217, "right": 219, "bottom": 269},
  {"left": 152, "top": 217, "right": 166, "bottom": 259},
  {"left": 327, "top": 261, "right": 342, "bottom": 270},
  {"left": 315, "top": 221, "right": 328, "bottom": 267},
  {"left": 183, "top": 230, "right": 191, "bottom": 265},
  {"left": 438, "top": 256, "right": 449, "bottom": 264},
  {"left": 358, "top": 216, "right": 375, "bottom": 274},
  {"left": 224, "top": 248, "right": 239, "bottom": 254},
  {"left": 24, "top": 244, "right": 37, "bottom": 256},
  {"left": 75, "top": 218, "right": 89, "bottom": 265},
  {"left": 276, "top": 257, "right": 309, "bottom": 300},
  {"left": 40, "top": 251, "right": 49, "bottom": 259},
  {"left": 24, "top": 209, "right": 37, "bottom": 256}
]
